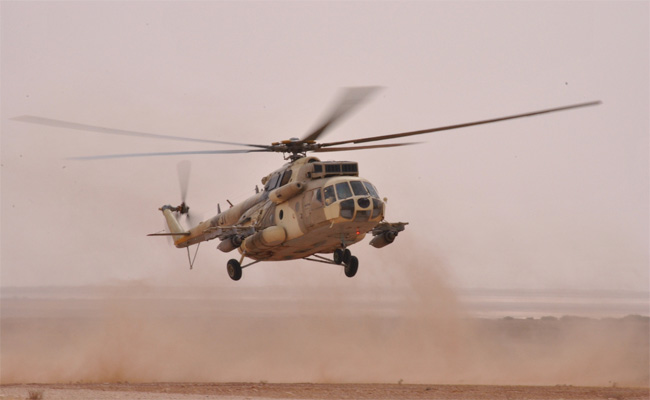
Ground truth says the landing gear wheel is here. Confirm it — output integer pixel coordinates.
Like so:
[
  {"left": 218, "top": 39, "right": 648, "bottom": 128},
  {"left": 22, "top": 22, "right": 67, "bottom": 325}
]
[
  {"left": 333, "top": 249, "right": 344, "bottom": 265},
  {"left": 344, "top": 256, "right": 359, "bottom": 278},
  {"left": 227, "top": 259, "right": 242, "bottom": 281},
  {"left": 342, "top": 249, "right": 352, "bottom": 264}
]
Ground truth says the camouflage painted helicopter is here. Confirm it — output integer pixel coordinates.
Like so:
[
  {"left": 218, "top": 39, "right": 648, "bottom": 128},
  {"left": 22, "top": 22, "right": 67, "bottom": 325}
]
[{"left": 14, "top": 88, "right": 600, "bottom": 280}]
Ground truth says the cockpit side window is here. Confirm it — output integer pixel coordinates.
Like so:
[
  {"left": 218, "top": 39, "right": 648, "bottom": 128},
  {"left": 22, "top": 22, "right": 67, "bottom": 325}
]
[
  {"left": 363, "top": 181, "right": 380, "bottom": 198},
  {"left": 323, "top": 185, "right": 336, "bottom": 206},
  {"left": 335, "top": 182, "right": 353, "bottom": 200},
  {"left": 350, "top": 180, "right": 368, "bottom": 196},
  {"left": 279, "top": 169, "right": 292, "bottom": 187},
  {"left": 265, "top": 173, "right": 281, "bottom": 191}
]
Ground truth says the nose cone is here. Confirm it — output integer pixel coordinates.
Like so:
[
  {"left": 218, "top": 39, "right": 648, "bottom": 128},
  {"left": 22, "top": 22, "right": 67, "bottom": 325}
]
[{"left": 338, "top": 196, "right": 383, "bottom": 221}]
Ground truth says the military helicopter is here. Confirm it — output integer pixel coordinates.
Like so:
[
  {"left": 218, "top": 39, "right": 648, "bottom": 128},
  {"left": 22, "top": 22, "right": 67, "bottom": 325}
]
[{"left": 14, "top": 88, "right": 600, "bottom": 280}]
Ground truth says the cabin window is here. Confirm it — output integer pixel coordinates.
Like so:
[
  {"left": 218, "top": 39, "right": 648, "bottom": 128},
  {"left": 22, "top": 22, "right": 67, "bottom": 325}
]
[
  {"left": 280, "top": 170, "right": 292, "bottom": 187},
  {"left": 350, "top": 180, "right": 368, "bottom": 196},
  {"left": 335, "top": 182, "right": 353, "bottom": 200},
  {"left": 323, "top": 185, "right": 336, "bottom": 206},
  {"left": 363, "top": 181, "right": 380, "bottom": 198}
]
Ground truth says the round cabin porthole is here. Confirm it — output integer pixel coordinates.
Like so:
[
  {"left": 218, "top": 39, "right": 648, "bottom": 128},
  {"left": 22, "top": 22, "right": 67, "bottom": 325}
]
[{"left": 279, "top": 210, "right": 284, "bottom": 220}]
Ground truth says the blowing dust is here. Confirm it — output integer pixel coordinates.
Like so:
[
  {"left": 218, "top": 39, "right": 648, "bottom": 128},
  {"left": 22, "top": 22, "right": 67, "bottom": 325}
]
[{"left": 1, "top": 253, "right": 648, "bottom": 386}]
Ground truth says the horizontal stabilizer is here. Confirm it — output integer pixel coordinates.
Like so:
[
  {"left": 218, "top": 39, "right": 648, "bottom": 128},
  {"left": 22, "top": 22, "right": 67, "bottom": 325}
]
[{"left": 147, "top": 232, "right": 191, "bottom": 237}]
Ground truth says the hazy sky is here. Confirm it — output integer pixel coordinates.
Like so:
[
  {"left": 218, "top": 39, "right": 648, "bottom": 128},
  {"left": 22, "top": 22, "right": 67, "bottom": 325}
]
[{"left": 1, "top": 1, "right": 648, "bottom": 291}]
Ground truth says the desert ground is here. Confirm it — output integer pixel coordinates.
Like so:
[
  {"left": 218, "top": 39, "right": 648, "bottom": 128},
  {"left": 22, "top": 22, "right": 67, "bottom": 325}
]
[
  {"left": 1, "top": 382, "right": 649, "bottom": 400},
  {"left": 1, "top": 285, "right": 648, "bottom": 399}
]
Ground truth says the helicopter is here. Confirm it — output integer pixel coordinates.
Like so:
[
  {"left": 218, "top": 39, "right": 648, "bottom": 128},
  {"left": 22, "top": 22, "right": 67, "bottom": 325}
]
[{"left": 14, "top": 88, "right": 600, "bottom": 281}]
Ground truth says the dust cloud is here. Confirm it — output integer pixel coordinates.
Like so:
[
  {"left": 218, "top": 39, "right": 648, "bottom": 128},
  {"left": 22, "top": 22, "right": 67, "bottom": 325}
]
[{"left": 1, "top": 256, "right": 648, "bottom": 387}]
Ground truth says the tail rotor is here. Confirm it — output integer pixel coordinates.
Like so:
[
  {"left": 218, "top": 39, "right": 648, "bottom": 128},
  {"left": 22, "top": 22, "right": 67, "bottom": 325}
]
[
  {"left": 175, "top": 160, "right": 199, "bottom": 226},
  {"left": 177, "top": 160, "right": 191, "bottom": 206},
  {"left": 160, "top": 160, "right": 198, "bottom": 227}
]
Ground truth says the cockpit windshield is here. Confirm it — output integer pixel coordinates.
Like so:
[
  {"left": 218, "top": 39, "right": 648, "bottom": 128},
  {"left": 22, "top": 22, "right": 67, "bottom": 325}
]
[
  {"left": 363, "top": 181, "right": 380, "bottom": 198},
  {"left": 322, "top": 180, "right": 380, "bottom": 205},
  {"left": 320, "top": 180, "right": 383, "bottom": 221},
  {"left": 350, "top": 180, "right": 368, "bottom": 196},
  {"left": 335, "top": 182, "right": 353, "bottom": 200}
]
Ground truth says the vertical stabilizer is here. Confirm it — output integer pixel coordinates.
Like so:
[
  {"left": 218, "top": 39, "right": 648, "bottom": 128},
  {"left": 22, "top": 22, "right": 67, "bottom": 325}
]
[{"left": 162, "top": 206, "right": 187, "bottom": 245}]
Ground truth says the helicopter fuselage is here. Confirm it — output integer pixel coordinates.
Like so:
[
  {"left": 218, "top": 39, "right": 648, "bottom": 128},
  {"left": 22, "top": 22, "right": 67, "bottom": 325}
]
[{"left": 166, "top": 156, "right": 388, "bottom": 262}]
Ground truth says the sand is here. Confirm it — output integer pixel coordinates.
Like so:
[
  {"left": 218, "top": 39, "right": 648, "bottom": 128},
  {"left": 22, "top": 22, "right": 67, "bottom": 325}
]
[
  {"left": 1, "top": 382, "right": 650, "bottom": 400},
  {"left": 1, "top": 284, "right": 648, "bottom": 399}
]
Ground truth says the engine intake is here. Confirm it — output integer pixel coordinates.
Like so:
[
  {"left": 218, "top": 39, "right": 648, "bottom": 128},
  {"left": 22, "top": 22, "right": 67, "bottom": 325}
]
[{"left": 269, "top": 181, "right": 305, "bottom": 204}]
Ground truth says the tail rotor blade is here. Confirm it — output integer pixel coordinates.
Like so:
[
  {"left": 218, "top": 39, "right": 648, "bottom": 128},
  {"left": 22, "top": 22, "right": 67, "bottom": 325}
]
[
  {"left": 177, "top": 160, "right": 191, "bottom": 203},
  {"left": 184, "top": 211, "right": 200, "bottom": 228}
]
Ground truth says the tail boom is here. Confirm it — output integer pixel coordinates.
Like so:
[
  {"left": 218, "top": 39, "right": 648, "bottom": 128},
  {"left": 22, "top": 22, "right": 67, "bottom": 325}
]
[{"left": 160, "top": 205, "right": 190, "bottom": 246}]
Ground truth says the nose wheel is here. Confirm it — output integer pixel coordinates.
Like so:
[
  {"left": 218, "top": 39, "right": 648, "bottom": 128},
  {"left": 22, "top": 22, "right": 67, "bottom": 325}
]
[
  {"left": 333, "top": 248, "right": 351, "bottom": 265},
  {"left": 333, "top": 248, "right": 358, "bottom": 277},
  {"left": 344, "top": 255, "right": 359, "bottom": 277}
]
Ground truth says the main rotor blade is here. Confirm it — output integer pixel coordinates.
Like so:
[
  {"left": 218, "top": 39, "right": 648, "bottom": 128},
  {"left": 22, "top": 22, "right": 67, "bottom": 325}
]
[
  {"left": 69, "top": 149, "right": 269, "bottom": 160},
  {"left": 12, "top": 115, "right": 270, "bottom": 149},
  {"left": 313, "top": 142, "right": 420, "bottom": 153},
  {"left": 302, "top": 86, "right": 381, "bottom": 142},
  {"left": 321, "top": 101, "right": 602, "bottom": 147}
]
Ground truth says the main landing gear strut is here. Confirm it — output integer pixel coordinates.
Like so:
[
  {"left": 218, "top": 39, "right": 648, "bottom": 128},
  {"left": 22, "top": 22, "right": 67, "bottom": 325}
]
[
  {"left": 303, "top": 247, "right": 359, "bottom": 277},
  {"left": 227, "top": 249, "right": 360, "bottom": 281},
  {"left": 303, "top": 250, "right": 359, "bottom": 278}
]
